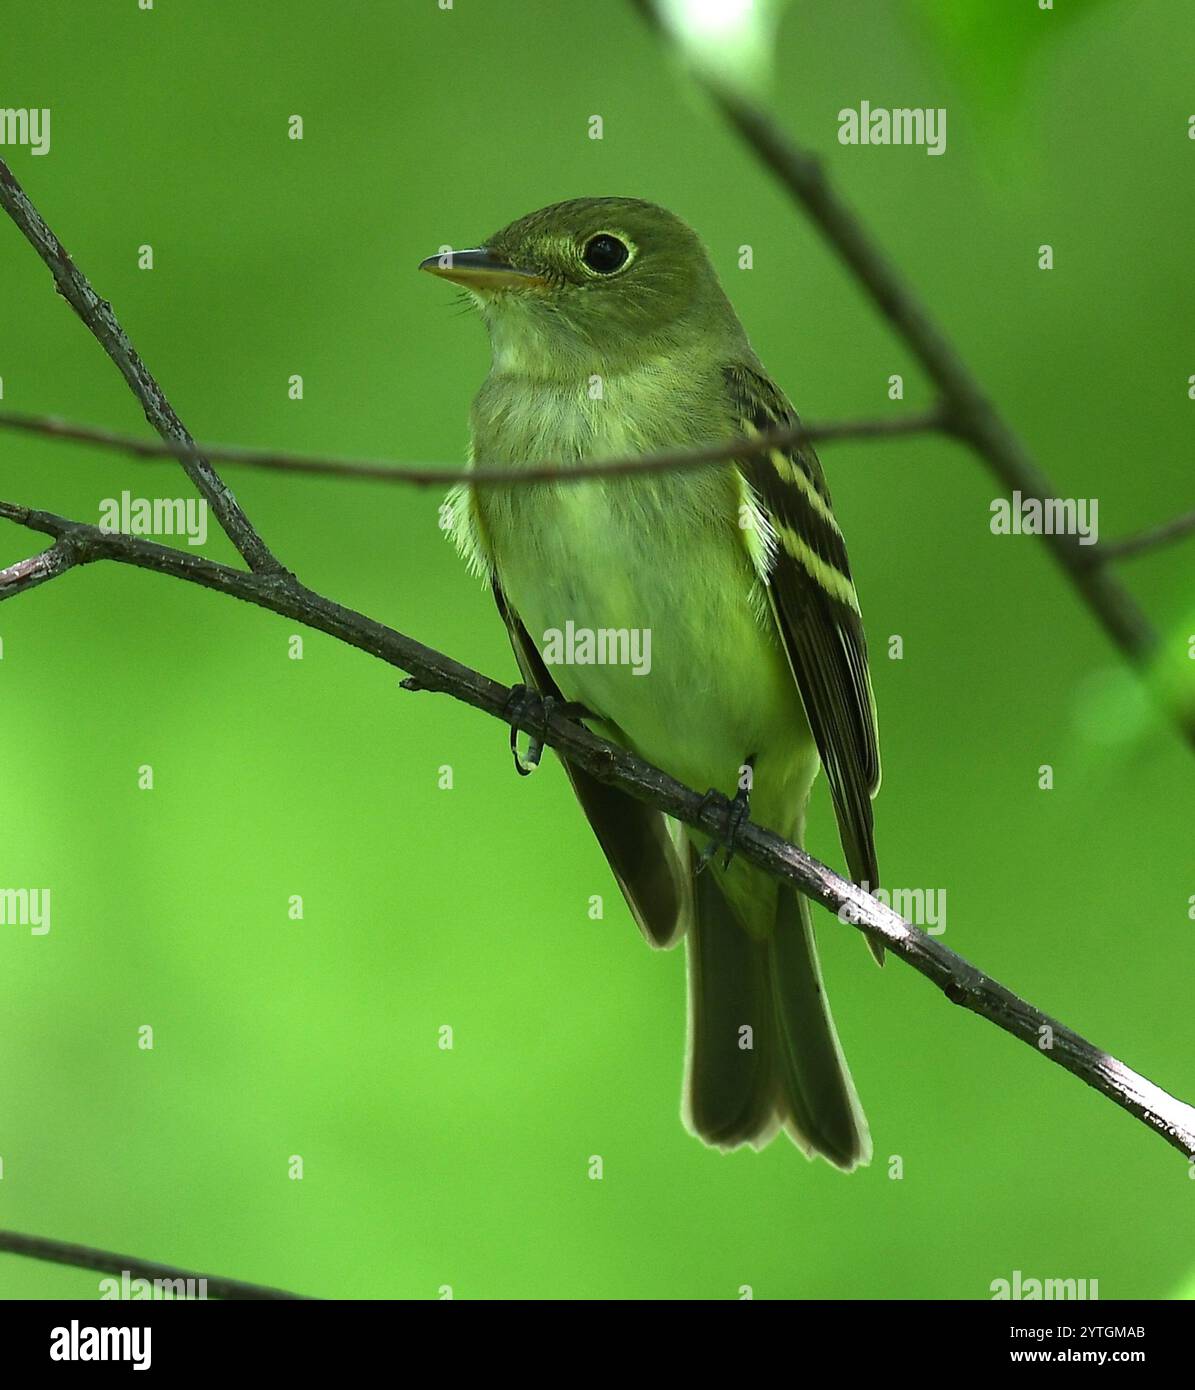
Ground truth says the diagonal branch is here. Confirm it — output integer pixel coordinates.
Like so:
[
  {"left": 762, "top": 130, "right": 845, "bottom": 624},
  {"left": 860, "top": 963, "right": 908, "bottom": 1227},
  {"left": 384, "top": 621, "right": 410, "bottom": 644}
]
[
  {"left": 3, "top": 494, "right": 1195, "bottom": 1162},
  {"left": 0, "top": 542, "right": 77, "bottom": 597},
  {"left": 0, "top": 157, "right": 282, "bottom": 576},
  {"left": 0, "top": 1228, "right": 311, "bottom": 1300},
  {"left": 0, "top": 407, "right": 946, "bottom": 488},
  {"left": 629, "top": 0, "right": 1194, "bottom": 749},
  {"left": 1098, "top": 508, "right": 1195, "bottom": 564}
]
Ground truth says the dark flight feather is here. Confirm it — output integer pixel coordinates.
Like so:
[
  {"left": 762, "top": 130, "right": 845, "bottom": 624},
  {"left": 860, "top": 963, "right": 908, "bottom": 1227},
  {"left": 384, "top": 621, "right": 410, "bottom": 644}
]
[{"left": 724, "top": 363, "right": 883, "bottom": 962}]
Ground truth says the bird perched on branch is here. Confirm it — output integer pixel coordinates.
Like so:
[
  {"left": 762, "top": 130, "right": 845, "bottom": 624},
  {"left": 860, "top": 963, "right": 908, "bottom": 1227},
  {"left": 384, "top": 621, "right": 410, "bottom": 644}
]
[{"left": 422, "top": 197, "right": 881, "bottom": 1168}]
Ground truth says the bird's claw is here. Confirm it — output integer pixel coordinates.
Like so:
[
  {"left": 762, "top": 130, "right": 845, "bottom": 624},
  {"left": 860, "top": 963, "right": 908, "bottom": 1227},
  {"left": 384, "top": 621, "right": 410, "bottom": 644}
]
[
  {"left": 697, "top": 782, "right": 752, "bottom": 872},
  {"left": 505, "top": 687, "right": 595, "bottom": 776},
  {"left": 506, "top": 684, "right": 553, "bottom": 776}
]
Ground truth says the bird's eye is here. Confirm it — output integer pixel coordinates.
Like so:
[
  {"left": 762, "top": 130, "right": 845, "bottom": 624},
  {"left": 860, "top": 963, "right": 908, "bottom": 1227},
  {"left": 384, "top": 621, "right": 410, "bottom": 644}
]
[{"left": 581, "top": 234, "right": 630, "bottom": 275}]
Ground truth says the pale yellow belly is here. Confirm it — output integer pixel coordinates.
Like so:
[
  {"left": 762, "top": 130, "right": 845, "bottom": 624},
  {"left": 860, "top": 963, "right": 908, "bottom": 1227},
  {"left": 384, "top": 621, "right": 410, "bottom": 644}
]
[{"left": 482, "top": 473, "right": 817, "bottom": 838}]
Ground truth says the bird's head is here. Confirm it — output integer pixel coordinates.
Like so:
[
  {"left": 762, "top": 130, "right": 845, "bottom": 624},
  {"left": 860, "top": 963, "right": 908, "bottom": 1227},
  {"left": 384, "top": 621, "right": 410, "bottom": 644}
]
[{"left": 420, "top": 197, "right": 743, "bottom": 378}]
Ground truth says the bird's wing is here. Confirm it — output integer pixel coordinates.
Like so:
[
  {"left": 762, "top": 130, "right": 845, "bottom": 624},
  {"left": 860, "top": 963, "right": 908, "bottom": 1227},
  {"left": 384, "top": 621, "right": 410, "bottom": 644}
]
[
  {"left": 491, "top": 577, "right": 691, "bottom": 949},
  {"left": 723, "top": 362, "right": 882, "bottom": 901}
]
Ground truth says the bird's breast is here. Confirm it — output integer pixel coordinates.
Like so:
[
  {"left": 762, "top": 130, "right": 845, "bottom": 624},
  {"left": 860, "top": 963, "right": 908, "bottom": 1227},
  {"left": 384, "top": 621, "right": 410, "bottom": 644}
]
[{"left": 469, "top": 367, "right": 809, "bottom": 801}]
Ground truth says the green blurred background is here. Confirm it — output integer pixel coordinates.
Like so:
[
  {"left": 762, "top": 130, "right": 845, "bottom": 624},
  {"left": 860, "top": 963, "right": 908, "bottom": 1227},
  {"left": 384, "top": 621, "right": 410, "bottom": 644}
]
[{"left": 1, "top": 0, "right": 1192, "bottom": 1300}]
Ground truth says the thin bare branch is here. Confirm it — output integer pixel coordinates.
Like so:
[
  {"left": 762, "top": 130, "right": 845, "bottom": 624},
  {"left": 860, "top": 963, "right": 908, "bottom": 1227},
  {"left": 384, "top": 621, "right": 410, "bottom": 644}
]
[
  {"left": 0, "top": 1228, "right": 311, "bottom": 1300},
  {"left": 0, "top": 542, "right": 77, "bottom": 596},
  {"left": 628, "top": 0, "right": 1193, "bottom": 749},
  {"left": 0, "top": 407, "right": 945, "bottom": 488},
  {"left": 0, "top": 157, "right": 282, "bottom": 575},
  {"left": 1098, "top": 509, "right": 1195, "bottom": 564},
  {"left": 3, "top": 494, "right": 1194, "bottom": 1162}
]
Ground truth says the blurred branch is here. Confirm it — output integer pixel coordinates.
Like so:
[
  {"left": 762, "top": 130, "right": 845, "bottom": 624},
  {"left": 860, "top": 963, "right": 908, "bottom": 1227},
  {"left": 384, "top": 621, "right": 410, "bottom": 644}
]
[
  {"left": 1098, "top": 509, "right": 1195, "bottom": 564},
  {"left": 0, "top": 157, "right": 282, "bottom": 575},
  {"left": 5, "top": 407, "right": 1191, "bottom": 570},
  {"left": 0, "top": 1229, "right": 311, "bottom": 1301},
  {"left": 0, "top": 407, "right": 945, "bottom": 487},
  {"left": 629, "top": 0, "right": 1195, "bottom": 750},
  {"left": 3, "top": 494, "right": 1195, "bottom": 1163}
]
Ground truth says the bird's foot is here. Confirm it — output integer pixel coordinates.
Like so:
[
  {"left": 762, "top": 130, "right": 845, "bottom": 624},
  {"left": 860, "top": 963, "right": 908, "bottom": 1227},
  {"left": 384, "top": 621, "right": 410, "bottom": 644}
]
[
  {"left": 505, "top": 685, "right": 593, "bottom": 776},
  {"left": 697, "top": 778, "right": 753, "bottom": 873},
  {"left": 506, "top": 684, "right": 552, "bottom": 776}
]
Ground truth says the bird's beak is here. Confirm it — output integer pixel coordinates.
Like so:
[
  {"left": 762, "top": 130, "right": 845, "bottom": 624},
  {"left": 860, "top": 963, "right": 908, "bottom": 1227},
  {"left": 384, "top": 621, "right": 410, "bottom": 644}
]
[{"left": 419, "top": 247, "right": 547, "bottom": 292}]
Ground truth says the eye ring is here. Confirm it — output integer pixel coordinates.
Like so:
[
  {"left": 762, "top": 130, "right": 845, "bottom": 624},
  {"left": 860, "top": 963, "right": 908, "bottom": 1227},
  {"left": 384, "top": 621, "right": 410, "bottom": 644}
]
[{"left": 581, "top": 232, "right": 633, "bottom": 276}]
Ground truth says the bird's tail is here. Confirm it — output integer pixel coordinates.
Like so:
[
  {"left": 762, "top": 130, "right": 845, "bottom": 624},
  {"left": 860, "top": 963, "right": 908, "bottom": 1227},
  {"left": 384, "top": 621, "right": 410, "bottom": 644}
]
[{"left": 683, "top": 858, "right": 870, "bottom": 1169}]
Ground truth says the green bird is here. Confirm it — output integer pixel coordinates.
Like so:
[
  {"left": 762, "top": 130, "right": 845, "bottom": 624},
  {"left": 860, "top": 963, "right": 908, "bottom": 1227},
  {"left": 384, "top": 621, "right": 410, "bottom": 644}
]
[{"left": 421, "top": 197, "right": 881, "bottom": 1169}]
